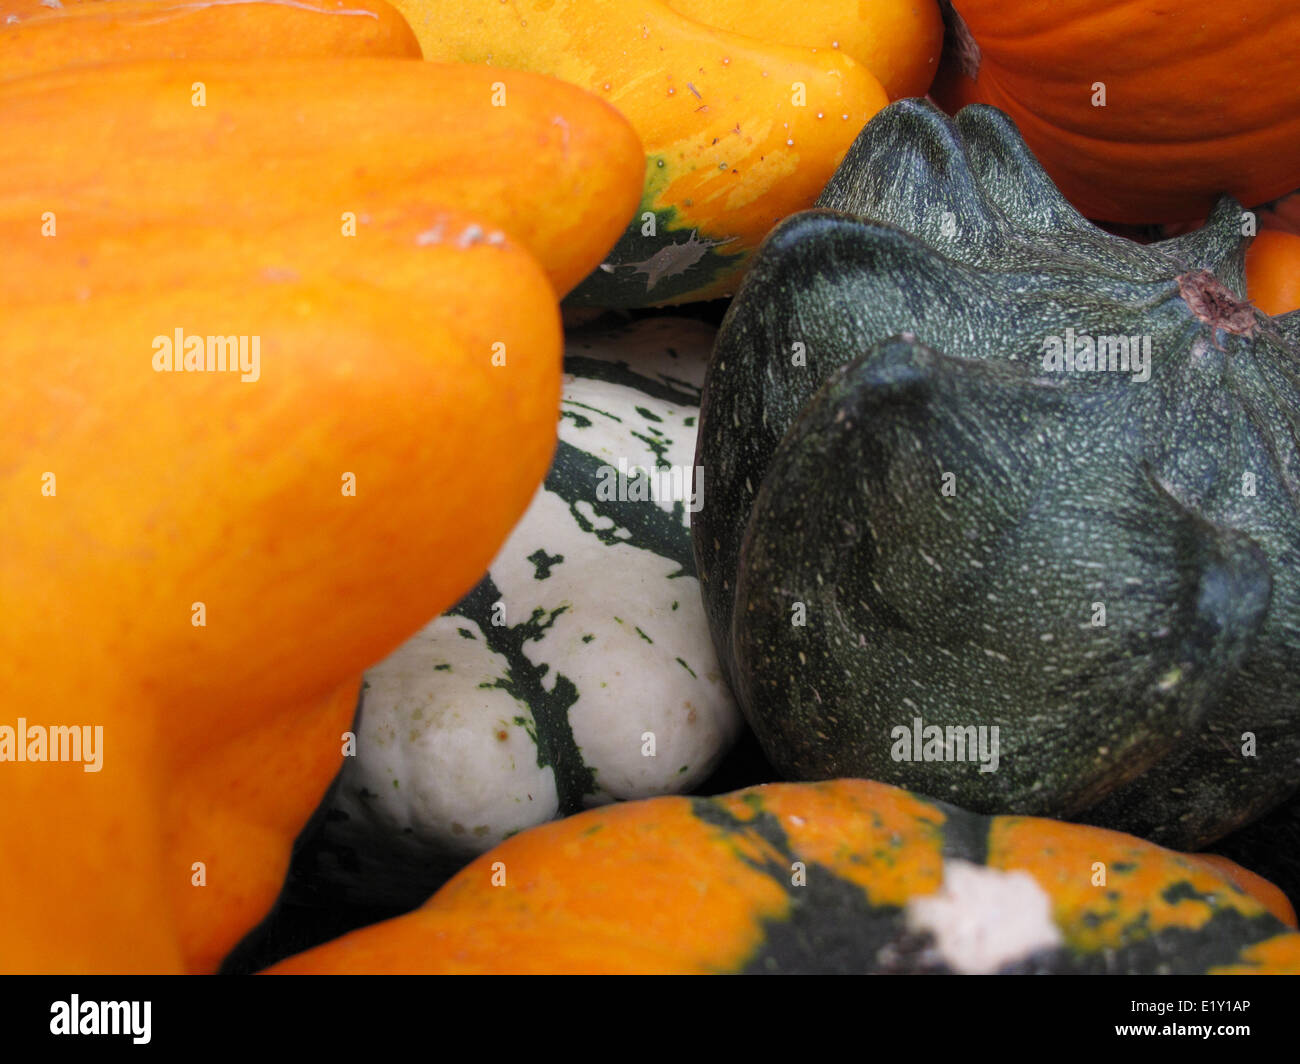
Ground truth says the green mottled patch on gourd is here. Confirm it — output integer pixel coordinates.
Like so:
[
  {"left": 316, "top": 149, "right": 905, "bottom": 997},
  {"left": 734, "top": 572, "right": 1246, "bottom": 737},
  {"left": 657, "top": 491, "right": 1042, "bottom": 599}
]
[
  {"left": 632, "top": 431, "right": 672, "bottom": 471},
  {"left": 526, "top": 549, "right": 563, "bottom": 580},
  {"left": 562, "top": 398, "right": 621, "bottom": 423},
  {"left": 549, "top": 441, "right": 694, "bottom": 578},
  {"left": 939, "top": 801, "right": 990, "bottom": 868},
  {"left": 565, "top": 164, "right": 745, "bottom": 307},
  {"left": 450, "top": 575, "right": 598, "bottom": 816},
  {"left": 689, "top": 795, "right": 926, "bottom": 974},
  {"left": 1161, "top": 881, "right": 1223, "bottom": 907},
  {"left": 686, "top": 790, "right": 1295, "bottom": 973},
  {"left": 563, "top": 357, "right": 700, "bottom": 408}
]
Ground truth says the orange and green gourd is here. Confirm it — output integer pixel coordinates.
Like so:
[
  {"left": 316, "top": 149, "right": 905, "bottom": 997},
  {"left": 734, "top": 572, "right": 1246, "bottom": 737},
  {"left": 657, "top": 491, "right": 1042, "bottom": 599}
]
[{"left": 266, "top": 780, "right": 1300, "bottom": 974}]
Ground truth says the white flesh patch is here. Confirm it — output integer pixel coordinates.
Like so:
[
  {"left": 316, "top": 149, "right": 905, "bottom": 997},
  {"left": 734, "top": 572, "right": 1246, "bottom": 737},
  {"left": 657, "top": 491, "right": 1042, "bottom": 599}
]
[{"left": 904, "top": 859, "right": 1063, "bottom": 974}]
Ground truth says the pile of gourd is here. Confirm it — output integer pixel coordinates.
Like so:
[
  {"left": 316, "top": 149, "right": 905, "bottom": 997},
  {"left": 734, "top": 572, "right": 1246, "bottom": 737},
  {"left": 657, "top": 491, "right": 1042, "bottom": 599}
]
[{"left": 3, "top": 0, "right": 1299, "bottom": 975}]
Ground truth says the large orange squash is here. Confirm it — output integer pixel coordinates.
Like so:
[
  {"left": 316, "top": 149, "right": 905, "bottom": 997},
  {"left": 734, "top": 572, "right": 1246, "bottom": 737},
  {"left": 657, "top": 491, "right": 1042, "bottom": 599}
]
[
  {"left": 1, "top": 203, "right": 550, "bottom": 311},
  {"left": 266, "top": 780, "right": 1300, "bottom": 974},
  {"left": 931, "top": 0, "right": 1300, "bottom": 224},
  {"left": 0, "top": 0, "right": 420, "bottom": 82},
  {"left": 171, "top": 677, "right": 364, "bottom": 975},
  {"left": 0, "top": 0, "right": 94, "bottom": 17},
  {"left": 0, "top": 54, "right": 647, "bottom": 973},
  {"left": 0, "top": 58, "right": 643, "bottom": 296},
  {"left": 0, "top": 201, "right": 564, "bottom": 971}
]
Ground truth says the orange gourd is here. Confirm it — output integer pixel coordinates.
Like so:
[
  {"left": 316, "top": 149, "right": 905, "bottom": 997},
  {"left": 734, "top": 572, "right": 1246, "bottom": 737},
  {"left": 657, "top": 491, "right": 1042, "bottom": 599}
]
[
  {"left": 2, "top": 204, "right": 555, "bottom": 310},
  {"left": 265, "top": 780, "right": 1300, "bottom": 974},
  {"left": 931, "top": 0, "right": 1300, "bottom": 224},
  {"left": 171, "top": 677, "right": 365, "bottom": 975},
  {"left": 1191, "top": 853, "right": 1297, "bottom": 930},
  {"left": 0, "top": 0, "right": 420, "bottom": 82},
  {"left": 0, "top": 0, "right": 96, "bottom": 18},
  {"left": 667, "top": 0, "right": 942, "bottom": 100},
  {"left": 0, "top": 58, "right": 644, "bottom": 297},
  {"left": 1, "top": 212, "right": 564, "bottom": 969},
  {"left": 1246, "top": 230, "right": 1300, "bottom": 317},
  {"left": 0, "top": 53, "right": 650, "bottom": 971}
]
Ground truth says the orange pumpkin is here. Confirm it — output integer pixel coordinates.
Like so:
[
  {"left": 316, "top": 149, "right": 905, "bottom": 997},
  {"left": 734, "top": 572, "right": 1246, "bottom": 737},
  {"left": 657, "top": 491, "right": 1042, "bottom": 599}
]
[
  {"left": 266, "top": 780, "right": 1300, "bottom": 974},
  {"left": 1246, "top": 230, "right": 1300, "bottom": 317},
  {"left": 931, "top": 0, "right": 1300, "bottom": 224},
  {"left": 0, "top": 0, "right": 420, "bottom": 82},
  {"left": 1258, "top": 190, "right": 1300, "bottom": 236}
]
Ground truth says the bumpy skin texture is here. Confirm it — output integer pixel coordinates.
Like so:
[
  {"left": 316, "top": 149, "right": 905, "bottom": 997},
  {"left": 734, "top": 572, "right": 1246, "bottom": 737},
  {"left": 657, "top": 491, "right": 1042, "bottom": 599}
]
[
  {"left": 265, "top": 779, "right": 1300, "bottom": 974},
  {"left": 394, "top": 0, "right": 889, "bottom": 306},
  {"left": 931, "top": 0, "right": 1300, "bottom": 224},
  {"left": 693, "top": 99, "right": 1300, "bottom": 850},
  {"left": 0, "top": 0, "right": 420, "bottom": 81},
  {"left": 0, "top": 58, "right": 643, "bottom": 297}
]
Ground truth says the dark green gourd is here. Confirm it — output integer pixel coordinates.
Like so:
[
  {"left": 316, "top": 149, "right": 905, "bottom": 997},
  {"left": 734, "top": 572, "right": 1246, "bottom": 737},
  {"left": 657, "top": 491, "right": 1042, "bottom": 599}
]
[{"left": 693, "top": 99, "right": 1300, "bottom": 850}]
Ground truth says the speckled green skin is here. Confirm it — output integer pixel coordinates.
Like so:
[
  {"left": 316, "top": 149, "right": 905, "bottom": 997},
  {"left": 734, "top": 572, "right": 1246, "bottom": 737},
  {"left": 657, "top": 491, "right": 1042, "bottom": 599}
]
[{"left": 693, "top": 99, "right": 1300, "bottom": 849}]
